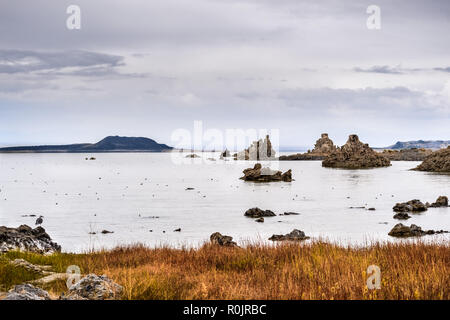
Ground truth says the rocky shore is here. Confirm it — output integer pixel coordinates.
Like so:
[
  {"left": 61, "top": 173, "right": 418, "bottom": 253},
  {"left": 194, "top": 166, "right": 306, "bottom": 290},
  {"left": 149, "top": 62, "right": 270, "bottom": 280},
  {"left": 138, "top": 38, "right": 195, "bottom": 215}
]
[
  {"left": 413, "top": 146, "right": 450, "bottom": 172},
  {"left": 0, "top": 225, "right": 61, "bottom": 254},
  {"left": 380, "top": 148, "right": 433, "bottom": 161},
  {"left": 322, "top": 134, "right": 391, "bottom": 169}
]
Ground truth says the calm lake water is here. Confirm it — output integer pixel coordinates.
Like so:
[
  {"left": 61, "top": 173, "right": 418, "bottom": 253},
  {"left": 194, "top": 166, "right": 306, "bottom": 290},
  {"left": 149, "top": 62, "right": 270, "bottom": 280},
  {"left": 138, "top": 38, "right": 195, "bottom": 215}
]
[{"left": 0, "top": 152, "right": 449, "bottom": 252}]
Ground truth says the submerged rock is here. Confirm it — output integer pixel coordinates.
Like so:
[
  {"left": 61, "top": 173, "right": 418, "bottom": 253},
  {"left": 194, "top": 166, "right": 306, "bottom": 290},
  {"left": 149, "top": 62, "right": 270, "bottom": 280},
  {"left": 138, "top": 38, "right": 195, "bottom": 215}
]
[
  {"left": 0, "top": 225, "right": 61, "bottom": 254},
  {"left": 413, "top": 146, "right": 450, "bottom": 173},
  {"left": 210, "top": 232, "right": 238, "bottom": 247},
  {"left": 244, "top": 207, "right": 276, "bottom": 218},
  {"left": 240, "top": 163, "right": 292, "bottom": 182},
  {"left": 388, "top": 223, "right": 448, "bottom": 237},
  {"left": 429, "top": 196, "right": 448, "bottom": 208},
  {"left": 322, "top": 135, "right": 391, "bottom": 169},
  {"left": 4, "top": 284, "right": 51, "bottom": 300},
  {"left": 185, "top": 154, "right": 200, "bottom": 158},
  {"left": 269, "top": 229, "right": 310, "bottom": 241},
  {"left": 393, "top": 200, "right": 427, "bottom": 213},
  {"left": 64, "top": 274, "right": 123, "bottom": 300}
]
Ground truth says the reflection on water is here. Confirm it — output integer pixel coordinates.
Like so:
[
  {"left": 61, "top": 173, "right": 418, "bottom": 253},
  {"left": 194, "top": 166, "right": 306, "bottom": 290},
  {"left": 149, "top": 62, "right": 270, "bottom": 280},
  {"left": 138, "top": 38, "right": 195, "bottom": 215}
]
[{"left": 0, "top": 152, "right": 449, "bottom": 252}]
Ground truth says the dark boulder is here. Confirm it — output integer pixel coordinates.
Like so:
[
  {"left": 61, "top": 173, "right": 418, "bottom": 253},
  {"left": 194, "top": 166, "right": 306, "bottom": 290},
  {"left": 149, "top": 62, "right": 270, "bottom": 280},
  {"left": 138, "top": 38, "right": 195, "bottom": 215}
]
[
  {"left": 429, "top": 196, "right": 448, "bottom": 208},
  {"left": 393, "top": 212, "right": 411, "bottom": 220},
  {"left": 240, "top": 163, "right": 292, "bottom": 182},
  {"left": 210, "top": 232, "right": 238, "bottom": 247},
  {"left": 269, "top": 229, "right": 310, "bottom": 241},
  {"left": 393, "top": 200, "right": 427, "bottom": 213},
  {"left": 244, "top": 207, "right": 276, "bottom": 218},
  {"left": 388, "top": 223, "right": 448, "bottom": 237}
]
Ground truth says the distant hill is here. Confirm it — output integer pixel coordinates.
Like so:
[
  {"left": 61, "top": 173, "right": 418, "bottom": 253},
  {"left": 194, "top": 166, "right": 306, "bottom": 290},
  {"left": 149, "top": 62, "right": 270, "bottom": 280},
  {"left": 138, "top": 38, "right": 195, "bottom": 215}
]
[
  {"left": 0, "top": 136, "right": 173, "bottom": 153},
  {"left": 383, "top": 140, "right": 450, "bottom": 150}
]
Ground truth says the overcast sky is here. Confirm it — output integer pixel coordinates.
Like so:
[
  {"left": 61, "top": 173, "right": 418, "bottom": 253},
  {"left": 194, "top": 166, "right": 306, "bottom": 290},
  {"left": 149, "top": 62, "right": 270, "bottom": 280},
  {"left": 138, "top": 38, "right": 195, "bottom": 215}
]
[{"left": 0, "top": 0, "right": 449, "bottom": 149}]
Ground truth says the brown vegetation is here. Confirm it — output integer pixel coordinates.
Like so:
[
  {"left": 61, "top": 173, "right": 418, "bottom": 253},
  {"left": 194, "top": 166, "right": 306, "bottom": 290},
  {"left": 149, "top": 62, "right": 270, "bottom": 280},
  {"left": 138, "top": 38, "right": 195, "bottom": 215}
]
[{"left": 1, "top": 240, "right": 449, "bottom": 300}]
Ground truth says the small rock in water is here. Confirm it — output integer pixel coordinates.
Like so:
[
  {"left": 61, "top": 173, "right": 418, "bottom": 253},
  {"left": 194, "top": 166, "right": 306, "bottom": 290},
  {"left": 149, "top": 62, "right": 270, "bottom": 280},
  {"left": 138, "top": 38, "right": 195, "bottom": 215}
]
[
  {"left": 393, "top": 212, "right": 411, "bottom": 220},
  {"left": 429, "top": 196, "right": 448, "bottom": 208},
  {"left": 174, "top": 228, "right": 181, "bottom": 232},
  {"left": 210, "top": 232, "right": 238, "bottom": 247},
  {"left": 101, "top": 230, "right": 113, "bottom": 234},
  {"left": 255, "top": 217, "right": 264, "bottom": 223},
  {"left": 269, "top": 229, "right": 310, "bottom": 241},
  {"left": 282, "top": 212, "right": 300, "bottom": 216},
  {"left": 388, "top": 223, "right": 448, "bottom": 237},
  {"left": 244, "top": 207, "right": 276, "bottom": 218},
  {"left": 393, "top": 200, "right": 427, "bottom": 213}
]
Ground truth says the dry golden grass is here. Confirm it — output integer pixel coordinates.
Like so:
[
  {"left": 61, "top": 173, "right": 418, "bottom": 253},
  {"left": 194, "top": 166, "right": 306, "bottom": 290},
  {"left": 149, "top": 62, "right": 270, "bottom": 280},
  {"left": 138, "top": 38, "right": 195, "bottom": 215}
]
[{"left": 2, "top": 240, "right": 449, "bottom": 300}]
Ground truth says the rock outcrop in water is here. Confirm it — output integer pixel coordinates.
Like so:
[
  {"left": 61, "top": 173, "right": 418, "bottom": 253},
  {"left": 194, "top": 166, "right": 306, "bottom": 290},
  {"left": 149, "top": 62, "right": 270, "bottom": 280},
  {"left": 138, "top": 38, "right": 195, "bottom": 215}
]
[
  {"left": 381, "top": 148, "right": 433, "bottom": 161},
  {"left": 210, "top": 232, "right": 238, "bottom": 247},
  {"left": 0, "top": 225, "right": 61, "bottom": 254},
  {"left": 279, "top": 133, "right": 337, "bottom": 161},
  {"left": 429, "top": 196, "right": 448, "bottom": 208},
  {"left": 235, "top": 135, "right": 276, "bottom": 160},
  {"left": 269, "top": 229, "right": 310, "bottom": 241},
  {"left": 393, "top": 200, "right": 427, "bottom": 213},
  {"left": 244, "top": 207, "right": 276, "bottom": 218},
  {"left": 388, "top": 223, "right": 448, "bottom": 237},
  {"left": 240, "top": 163, "right": 292, "bottom": 182},
  {"left": 322, "top": 135, "right": 391, "bottom": 169},
  {"left": 393, "top": 212, "right": 411, "bottom": 220},
  {"left": 413, "top": 146, "right": 450, "bottom": 173}
]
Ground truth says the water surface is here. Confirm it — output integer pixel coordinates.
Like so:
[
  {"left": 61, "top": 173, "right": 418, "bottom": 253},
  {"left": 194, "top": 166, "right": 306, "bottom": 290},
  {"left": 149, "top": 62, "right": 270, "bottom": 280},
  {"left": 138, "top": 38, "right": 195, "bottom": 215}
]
[{"left": 0, "top": 152, "right": 449, "bottom": 252}]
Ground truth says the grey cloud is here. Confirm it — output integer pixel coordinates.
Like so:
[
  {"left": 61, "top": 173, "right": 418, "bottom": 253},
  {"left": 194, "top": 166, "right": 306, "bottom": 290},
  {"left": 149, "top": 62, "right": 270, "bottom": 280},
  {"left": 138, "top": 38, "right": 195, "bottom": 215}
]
[
  {"left": 354, "top": 65, "right": 450, "bottom": 74},
  {"left": 354, "top": 65, "right": 404, "bottom": 74},
  {"left": 0, "top": 49, "right": 124, "bottom": 75},
  {"left": 434, "top": 67, "right": 450, "bottom": 73},
  {"left": 276, "top": 86, "right": 445, "bottom": 117}
]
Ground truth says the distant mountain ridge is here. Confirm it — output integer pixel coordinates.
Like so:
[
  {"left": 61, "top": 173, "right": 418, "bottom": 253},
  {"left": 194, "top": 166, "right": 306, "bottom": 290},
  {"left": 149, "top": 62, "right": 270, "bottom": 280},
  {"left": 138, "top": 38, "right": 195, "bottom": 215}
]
[
  {"left": 384, "top": 140, "right": 450, "bottom": 150},
  {"left": 0, "top": 136, "right": 173, "bottom": 153}
]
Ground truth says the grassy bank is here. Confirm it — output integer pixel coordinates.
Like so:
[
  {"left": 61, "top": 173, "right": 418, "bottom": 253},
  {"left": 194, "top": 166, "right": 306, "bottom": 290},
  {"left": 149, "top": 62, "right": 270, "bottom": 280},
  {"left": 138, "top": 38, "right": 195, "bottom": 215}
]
[{"left": 1, "top": 240, "right": 449, "bottom": 300}]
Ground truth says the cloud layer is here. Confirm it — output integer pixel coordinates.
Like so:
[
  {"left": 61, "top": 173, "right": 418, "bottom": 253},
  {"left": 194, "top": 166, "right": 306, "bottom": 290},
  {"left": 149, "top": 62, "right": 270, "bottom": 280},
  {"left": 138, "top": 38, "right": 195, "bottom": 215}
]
[{"left": 0, "top": 0, "right": 449, "bottom": 148}]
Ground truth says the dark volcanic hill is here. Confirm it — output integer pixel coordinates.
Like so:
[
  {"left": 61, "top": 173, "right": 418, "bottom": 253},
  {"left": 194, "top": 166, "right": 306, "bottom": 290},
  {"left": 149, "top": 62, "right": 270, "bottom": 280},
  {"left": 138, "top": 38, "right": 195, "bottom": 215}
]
[{"left": 0, "top": 136, "right": 173, "bottom": 153}]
